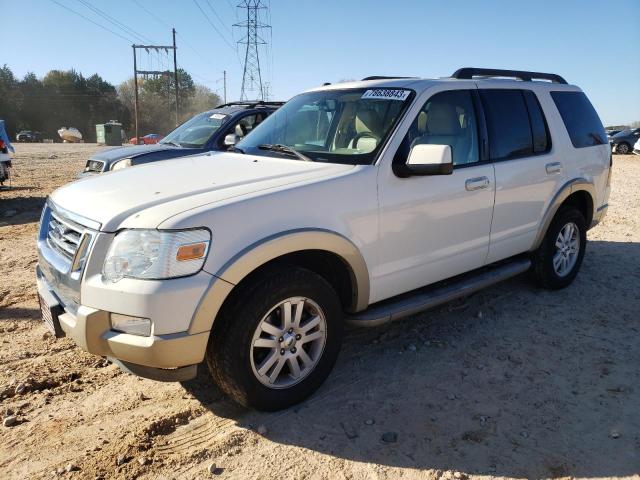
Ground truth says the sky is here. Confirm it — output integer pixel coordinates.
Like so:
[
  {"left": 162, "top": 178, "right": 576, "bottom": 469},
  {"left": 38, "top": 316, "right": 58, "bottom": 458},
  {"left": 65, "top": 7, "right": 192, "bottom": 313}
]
[{"left": 2, "top": 0, "right": 639, "bottom": 125}]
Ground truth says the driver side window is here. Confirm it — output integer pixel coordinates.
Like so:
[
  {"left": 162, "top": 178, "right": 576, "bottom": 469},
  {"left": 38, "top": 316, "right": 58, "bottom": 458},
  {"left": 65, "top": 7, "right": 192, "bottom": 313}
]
[{"left": 399, "top": 90, "right": 479, "bottom": 166}]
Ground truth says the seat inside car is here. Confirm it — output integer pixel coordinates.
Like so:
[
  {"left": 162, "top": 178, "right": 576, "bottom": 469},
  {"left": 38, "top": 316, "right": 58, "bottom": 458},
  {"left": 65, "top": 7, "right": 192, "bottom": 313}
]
[
  {"left": 349, "top": 108, "right": 383, "bottom": 152},
  {"left": 412, "top": 99, "right": 477, "bottom": 164}
]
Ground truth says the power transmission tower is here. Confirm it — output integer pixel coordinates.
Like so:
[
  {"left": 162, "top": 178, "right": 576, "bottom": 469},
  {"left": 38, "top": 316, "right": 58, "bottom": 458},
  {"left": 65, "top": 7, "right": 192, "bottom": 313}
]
[
  {"left": 234, "top": 1, "right": 270, "bottom": 101},
  {"left": 132, "top": 29, "right": 179, "bottom": 141}
]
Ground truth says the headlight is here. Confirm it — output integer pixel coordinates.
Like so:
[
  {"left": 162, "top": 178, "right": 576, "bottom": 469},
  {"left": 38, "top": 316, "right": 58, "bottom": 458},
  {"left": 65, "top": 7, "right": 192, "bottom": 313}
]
[
  {"left": 102, "top": 229, "right": 211, "bottom": 282},
  {"left": 111, "top": 158, "right": 132, "bottom": 171}
]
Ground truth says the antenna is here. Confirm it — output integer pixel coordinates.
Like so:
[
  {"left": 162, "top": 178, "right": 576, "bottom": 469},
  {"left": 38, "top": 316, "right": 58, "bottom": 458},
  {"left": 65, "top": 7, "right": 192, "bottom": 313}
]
[{"left": 234, "top": 1, "right": 270, "bottom": 101}]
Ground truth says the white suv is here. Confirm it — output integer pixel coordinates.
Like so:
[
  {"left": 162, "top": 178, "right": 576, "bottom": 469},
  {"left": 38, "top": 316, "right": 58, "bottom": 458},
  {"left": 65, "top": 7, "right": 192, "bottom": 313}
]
[{"left": 36, "top": 68, "right": 611, "bottom": 410}]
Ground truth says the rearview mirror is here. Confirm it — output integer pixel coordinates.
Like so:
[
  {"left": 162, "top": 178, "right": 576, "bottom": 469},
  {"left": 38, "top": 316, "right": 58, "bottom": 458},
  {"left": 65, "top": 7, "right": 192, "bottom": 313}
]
[
  {"left": 224, "top": 133, "right": 239, "bottom": 146},
  {"left": 397, "top": 144, "right": 453, "bottom": 176}
]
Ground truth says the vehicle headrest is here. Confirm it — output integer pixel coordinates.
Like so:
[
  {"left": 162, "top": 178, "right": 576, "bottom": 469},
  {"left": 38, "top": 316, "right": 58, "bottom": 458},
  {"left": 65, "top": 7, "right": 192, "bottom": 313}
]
[
  {"left": 355, "top": 108, "right": 382, "bottom": 135},
  {"left": 426, "top": 102, "right": 460, "bottom": 136}
]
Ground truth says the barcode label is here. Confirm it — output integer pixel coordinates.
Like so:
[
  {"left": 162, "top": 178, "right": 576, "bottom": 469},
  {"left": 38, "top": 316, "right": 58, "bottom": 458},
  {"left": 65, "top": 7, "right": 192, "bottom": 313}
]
[{"left": 361, "top": 89, "right": 410, "bottom": 101}]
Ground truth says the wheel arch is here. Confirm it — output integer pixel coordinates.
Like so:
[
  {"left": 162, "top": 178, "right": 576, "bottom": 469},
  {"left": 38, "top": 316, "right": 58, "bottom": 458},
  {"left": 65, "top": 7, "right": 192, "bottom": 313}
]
[
  {"left": 531, "top": 178, "right": 595, "bottom": 251},
  {"left": 188, "top": 229, "right": 370, "bottom": 334}
]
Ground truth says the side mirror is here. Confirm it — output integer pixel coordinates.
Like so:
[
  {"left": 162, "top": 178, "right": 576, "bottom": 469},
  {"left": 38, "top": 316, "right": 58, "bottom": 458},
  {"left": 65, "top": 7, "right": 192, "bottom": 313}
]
[
  {"left": 398, "top": 144, "right": 453, "bottom": 176},
  {"left": 224, "top": 133, "right": 239, "bottom": 146}
]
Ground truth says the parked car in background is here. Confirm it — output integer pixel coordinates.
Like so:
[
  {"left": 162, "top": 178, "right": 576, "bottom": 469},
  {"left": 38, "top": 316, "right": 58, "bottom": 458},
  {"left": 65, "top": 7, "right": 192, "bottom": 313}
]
[
  {"left": 80, "top": 101, "right": 285, "bottom": 175},
  {"left": 130, "top": 133, "right": 164, "bottom": 145},
  {"left": 16, "top": 130, "right": 43, "bottom": 142},
  {"left": 39, "top": 68, "right": 610, "bottom": 410},
  {"left": 609, "top": 128, "right": 640, "bottom": 154},
  {"left": 606, "top": 129, "right": 622, "bottom": 139},
  {"left": 633, "top": 137, "right": 640, "bottom": 155},
  {"left": 0, "top": 120, "right": 14, "bottom": 186}
]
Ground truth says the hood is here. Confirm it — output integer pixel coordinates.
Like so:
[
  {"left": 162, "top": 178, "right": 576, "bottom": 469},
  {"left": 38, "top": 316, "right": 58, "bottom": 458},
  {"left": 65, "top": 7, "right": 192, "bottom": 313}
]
[
  {"left": 90, "top": 144, "right": 182, "bottom": 162},
  {"left": 50, "top": 152, "right": 354, "bottom": 231}
]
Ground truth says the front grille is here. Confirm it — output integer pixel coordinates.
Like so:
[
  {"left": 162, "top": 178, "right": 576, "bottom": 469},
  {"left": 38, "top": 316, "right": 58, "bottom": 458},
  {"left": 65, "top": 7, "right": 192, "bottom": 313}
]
[
  {"left": 85, "top": 160, "right": 105, "bottom": 173},
  {"left": 46, "top": 211, "right": 83, "bottom": 260}
]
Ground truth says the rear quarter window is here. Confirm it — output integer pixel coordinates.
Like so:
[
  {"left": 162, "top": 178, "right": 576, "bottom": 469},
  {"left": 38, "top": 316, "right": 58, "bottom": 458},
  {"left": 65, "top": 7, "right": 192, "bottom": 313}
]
[{"left": 550, "top": 91, "right": 607, "bottom": 148}]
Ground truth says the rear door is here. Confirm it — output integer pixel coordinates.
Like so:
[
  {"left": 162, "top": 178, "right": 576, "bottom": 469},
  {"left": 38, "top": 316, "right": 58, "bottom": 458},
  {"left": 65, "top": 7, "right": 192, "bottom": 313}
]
[{"left": 479, "top": 88, "right": 562, "bottom": 263}]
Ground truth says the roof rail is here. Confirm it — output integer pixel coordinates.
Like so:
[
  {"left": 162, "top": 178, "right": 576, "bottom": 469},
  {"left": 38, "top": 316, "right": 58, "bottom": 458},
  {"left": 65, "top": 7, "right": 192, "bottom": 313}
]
[
  {"left": 216, "top": 100, "right": 286, "bottom": 109},
  {"left": 361, "top": 76, "right": 417, "bottom": 81},
  {"left": 451, "top": 68, "right": 567, "bottom": 84}
]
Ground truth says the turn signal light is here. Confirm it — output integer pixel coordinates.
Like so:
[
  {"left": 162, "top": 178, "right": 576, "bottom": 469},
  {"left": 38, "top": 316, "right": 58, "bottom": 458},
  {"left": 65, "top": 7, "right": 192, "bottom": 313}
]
[{"left": 176, "top": 242, "right": 207, "bottom": 261}]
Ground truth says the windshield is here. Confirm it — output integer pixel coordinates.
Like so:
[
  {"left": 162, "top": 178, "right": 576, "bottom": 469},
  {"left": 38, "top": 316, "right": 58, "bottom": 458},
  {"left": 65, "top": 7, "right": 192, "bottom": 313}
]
[
  {"left": 236, "top": 88, "right": 414, "bottom": 164},
  {"left": 160, "top": 111, "right": 228, "bottom": 148}
]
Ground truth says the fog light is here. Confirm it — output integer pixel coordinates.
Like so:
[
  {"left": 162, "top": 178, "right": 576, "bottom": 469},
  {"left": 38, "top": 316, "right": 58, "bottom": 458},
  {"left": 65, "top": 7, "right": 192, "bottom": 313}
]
[{"left": 110, "top": 313, "right": 152, "bottom": 336}]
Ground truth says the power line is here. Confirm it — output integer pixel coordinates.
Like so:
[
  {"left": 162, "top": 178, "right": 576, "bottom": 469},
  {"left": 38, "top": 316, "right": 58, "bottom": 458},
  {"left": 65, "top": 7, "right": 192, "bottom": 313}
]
[
  {"left": 75, "top": 0, "right": 156, "bottom": 45},
  {"left": 132, "top": 0, "right": 172, "bottom": 29},
  {"left": 204, "top": 0, "right": 234, "bottom": 37},
  {"left": 132, "top": 1, "right": 213, "bottom": 67},
  {"left": 193, "top": 0, "right": 236, "bottom": 51},
  {"left": 129, "top": 2, "right": 229, "bottom": 93},
  {"left": 75, "top": 0, "right": 169, "bottom": 68},
  {"left": 49, "top": 0, "right": 133, "bottom": 43}
]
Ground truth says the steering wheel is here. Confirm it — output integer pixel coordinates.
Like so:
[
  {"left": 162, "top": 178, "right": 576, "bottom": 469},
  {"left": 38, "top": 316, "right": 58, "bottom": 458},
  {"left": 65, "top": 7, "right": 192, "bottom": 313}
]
[{"left": 351, "top": 131, "right": 380, "bottom": 149}]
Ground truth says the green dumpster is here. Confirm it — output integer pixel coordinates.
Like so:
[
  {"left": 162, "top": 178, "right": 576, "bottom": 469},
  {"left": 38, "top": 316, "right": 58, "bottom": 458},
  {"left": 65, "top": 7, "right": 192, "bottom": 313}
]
[{"left": 96, "top": 121, "right": 122, "bottom": 146}]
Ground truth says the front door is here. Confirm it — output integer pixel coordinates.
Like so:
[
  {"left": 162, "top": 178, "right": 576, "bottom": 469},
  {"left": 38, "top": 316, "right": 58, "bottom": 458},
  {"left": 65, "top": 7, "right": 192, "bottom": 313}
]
[{"left": 374, "top": 88, "right": 495, "bottom": 303}]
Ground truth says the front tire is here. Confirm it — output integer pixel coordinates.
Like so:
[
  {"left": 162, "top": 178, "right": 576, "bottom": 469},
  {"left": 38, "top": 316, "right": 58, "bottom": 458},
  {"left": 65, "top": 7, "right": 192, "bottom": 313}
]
[
  {"left": 532, "top": 207, "right": 587, "bottom": 289},
  {"left": 206, "top": 267, "right": 343, "bottom": 411}
]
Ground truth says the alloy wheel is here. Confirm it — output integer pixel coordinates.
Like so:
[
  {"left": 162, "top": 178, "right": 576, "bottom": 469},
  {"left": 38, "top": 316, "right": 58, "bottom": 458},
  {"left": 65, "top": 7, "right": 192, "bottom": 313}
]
[
  {"left": 250, "top": 297, "right": 327, "bottom": 389},
  {"left": 553, "top": 222, "right": 580, "bottom": 277}
]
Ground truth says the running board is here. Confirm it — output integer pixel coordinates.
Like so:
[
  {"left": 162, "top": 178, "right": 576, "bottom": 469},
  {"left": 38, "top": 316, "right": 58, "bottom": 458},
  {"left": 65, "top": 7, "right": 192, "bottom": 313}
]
[{"left": 347, "top": 257, "right": 531, "bottom": 327}]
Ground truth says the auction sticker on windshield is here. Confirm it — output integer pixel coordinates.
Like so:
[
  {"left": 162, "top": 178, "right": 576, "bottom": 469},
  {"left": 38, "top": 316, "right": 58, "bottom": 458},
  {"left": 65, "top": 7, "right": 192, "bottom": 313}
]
[
  {"left": 361, "top": 89, "right": 410, "bottom": 101},
  {"left": 210, "top": 113, "right": 227, "bottom": 120}
]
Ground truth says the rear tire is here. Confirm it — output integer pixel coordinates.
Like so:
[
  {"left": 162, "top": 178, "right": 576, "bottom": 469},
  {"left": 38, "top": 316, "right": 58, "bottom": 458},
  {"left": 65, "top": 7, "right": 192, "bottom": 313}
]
[
  {"left": 616, "top": 142, "right": 630, "bottom": 154},
  {"left": 206, "top": 267, "right": 343, "bottom": 411},
  {"left": 532, "top": 207, "right": 587, "bottom": 289}
]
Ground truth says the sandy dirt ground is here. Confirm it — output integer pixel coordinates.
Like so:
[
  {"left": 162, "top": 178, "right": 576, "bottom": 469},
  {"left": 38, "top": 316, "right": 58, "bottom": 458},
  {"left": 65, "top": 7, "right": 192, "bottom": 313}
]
[{"left": 0, "top": 144, "right": 639, "bottom": 480}]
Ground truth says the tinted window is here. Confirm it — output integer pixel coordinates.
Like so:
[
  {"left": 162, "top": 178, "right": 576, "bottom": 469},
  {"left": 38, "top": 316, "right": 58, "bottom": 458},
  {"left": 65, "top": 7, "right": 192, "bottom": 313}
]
[
  {"left": 523, "top": 90, "right": 551, "bottom": 153},
  {"left": 401, "top": 90, "right": 479, "bottom": 166},
  {"left": 480, "top": 90, "right": 533, "bottom": 160},
  {"left": 551, "top": 91, "right": 606, "bottom": 148}
]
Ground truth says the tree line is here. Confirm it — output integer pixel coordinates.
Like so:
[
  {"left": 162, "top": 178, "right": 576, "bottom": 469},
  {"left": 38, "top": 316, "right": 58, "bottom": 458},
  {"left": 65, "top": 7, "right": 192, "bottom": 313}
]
[{"left": 0, "top": 64, "right": 221, "bottom": 142}]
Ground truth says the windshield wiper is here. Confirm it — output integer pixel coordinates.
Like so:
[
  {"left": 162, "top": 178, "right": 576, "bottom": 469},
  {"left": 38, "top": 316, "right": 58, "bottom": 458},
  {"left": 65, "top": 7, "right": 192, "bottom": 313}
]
[
  {"left": 257, "top": 144, "right": 311, "bottom": 162},
  {"left": 162, "top": 140, "right": 182, "bottom": 147},
  {"left": 229, "top": 146, "right": 245, "bottom": 154}
]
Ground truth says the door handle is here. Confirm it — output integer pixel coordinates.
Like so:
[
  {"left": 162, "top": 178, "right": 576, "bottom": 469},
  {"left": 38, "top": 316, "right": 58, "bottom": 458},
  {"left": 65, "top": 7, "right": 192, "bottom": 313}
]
[
  {"left": 465, "top": 176, "right": 490, "bottom": 191},
  {"left": 545, "top": 162, "right": 562, "bottom": 174}
]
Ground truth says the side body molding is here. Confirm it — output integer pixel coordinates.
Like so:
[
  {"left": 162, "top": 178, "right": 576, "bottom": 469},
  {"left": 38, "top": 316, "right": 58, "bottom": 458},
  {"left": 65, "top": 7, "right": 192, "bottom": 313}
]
[
  {"left": 189, "top": 229, "right": 371, "bottom": 334},
  {"left": 530, "top": 178, "right": 596, "bottom": 251}
]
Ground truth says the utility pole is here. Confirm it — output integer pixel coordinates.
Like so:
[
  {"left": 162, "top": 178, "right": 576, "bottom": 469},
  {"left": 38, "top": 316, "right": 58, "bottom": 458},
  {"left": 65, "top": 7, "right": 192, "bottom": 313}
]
[
  {"left": 234, "top": 1, "right": 270, "bottom": 101},
  {"left": 223, "top": 70, "right": 227, "bottom": 104},
  {"left": 172, "top": 28, "right": 179, "bottom": 126},
  {"left": 131, "top": 30, "right": 179, "bottom": 139},
  {"left": 132, "top": 46, "right": 139, "bottom": 142}
]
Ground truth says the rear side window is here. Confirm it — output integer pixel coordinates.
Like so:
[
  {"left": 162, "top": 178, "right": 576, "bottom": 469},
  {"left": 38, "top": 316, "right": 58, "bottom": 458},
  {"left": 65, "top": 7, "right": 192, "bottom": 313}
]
[
  {"left": 523, "top": 90, "right": 551, "bottom": 153},
  {"left": 550, "top": 91, "right": 607, "bottom": 148},
  {"left": 480, "top": 90, "right": 533, "bottom": 160}
]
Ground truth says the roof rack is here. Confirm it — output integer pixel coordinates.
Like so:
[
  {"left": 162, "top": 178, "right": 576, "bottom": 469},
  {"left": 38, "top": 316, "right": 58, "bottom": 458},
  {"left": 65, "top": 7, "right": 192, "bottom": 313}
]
[
  {"left": 361, "top": 76, "right": 417, "bottom": 81},
  {"left": 216, "top": 100, "right": 286, "bottom": 109},
  {"left": 451, "top": 68, "right": 567, "bottom": 84}
]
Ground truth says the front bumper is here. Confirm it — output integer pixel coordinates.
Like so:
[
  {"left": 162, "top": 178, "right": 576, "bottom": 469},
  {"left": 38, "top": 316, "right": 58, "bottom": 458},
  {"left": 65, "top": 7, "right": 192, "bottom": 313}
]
[{"left": 36, "top": 267, "right": 209, "bottom": 379}]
